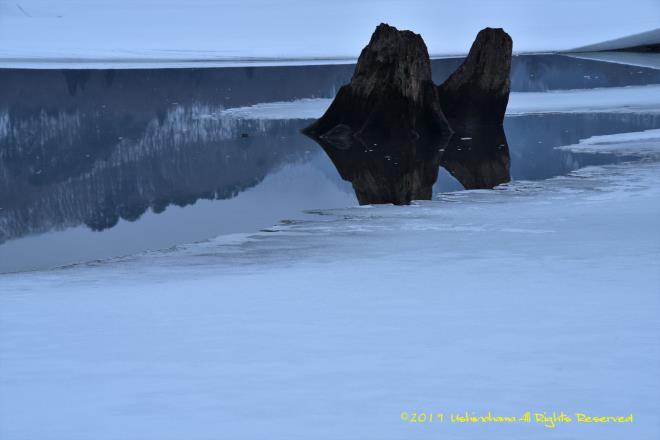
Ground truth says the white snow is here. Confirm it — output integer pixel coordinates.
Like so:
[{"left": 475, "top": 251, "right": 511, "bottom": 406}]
[
  {"left": 1, "top": 0, "right": 659, "bottom": 66},
  {"left": 557, "top": 128, "right": 660, "bottom": 156},
  {"left": 1, "top": 129, "right": 660, "bottom": 438},
  {"left": 220, "top": 99, "right": 332, "bottom": 120},
  {"left": 218, "top": 85, "right": 660, "bottom": 120}
]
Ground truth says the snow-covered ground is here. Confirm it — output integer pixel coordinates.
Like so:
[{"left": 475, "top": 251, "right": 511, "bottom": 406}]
[
  {"left": 0, "top": 0, "right": 659, "bottom": 66},
  {"left": 221, "top": 84, "right": 660, "bottom": 120},
  {"left": 1, "top": 126, "right": 660, "bottom": 438}
]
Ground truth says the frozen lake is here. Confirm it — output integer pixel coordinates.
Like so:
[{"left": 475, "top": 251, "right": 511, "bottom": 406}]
[
  {"left": 1, "top": 53, "right": 660, "bottom": 440},
  {"left": 1, "top": 55, "right": 660, "bottom": 273}
]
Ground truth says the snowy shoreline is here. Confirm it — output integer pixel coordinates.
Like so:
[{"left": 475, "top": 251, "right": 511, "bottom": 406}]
[{"left": 557, "top": 128, "right": 660, "bottom": 156}]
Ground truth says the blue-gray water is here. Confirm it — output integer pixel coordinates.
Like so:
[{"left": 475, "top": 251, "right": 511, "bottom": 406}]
[{"left": 1, "top": 55, "right": 659, "bottom": 273}]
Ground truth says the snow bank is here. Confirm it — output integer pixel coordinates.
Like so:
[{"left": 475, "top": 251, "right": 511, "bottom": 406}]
[
  {"left": 557, "top": 128, "right": 660, "bottom": 156},
  {"left": 1, "top": 0, "right": 659, "bottom": 65},
  {"left": 219, "top": 84, "right": 660, "bottom": 120},
  {"left": 1, "top": 134, "right": 659, "bottom": 438},
  {"left": 220, "top": 99, "right": 332, "bottom": 120}
]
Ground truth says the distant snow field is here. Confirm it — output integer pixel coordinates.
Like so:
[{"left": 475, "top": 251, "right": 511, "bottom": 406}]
[{"left": 0, "top": 0, "right": 659, "bottom": 65}]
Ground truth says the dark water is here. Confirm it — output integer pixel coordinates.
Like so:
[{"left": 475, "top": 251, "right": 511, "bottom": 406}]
[{"left": 1, "top": 55, "right": 659, "bottom": 273}]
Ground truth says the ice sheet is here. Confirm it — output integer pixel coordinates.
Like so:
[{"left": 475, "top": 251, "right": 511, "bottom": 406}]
[
  {"left": 557, "top": 128, "right": 660, "bottom": 155},
  {"left": 1, "top": 0, "right": 659, "bottom": 66}
]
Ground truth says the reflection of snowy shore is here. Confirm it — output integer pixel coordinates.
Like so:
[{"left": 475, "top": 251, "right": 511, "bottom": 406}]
[{"left": 2, "top": 127, "right": 659, "bottom": 438}]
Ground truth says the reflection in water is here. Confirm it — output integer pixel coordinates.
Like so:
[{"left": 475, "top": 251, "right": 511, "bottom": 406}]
[
  {"left": 441, "top": 126, "right": 510, "bottom": 190},
  {"left": 504, "top": 112, "right": 660, "bottom": 180},
  {"left": 308, "top": 128, "right": 449, "bottom": 205},
  {"left": 432, "top": 55, "right": 660, "bottom": 91},
  {"left": 0, "top": 105, "right": 317, "bottom": 243},
  {"left": 1, "top": 55, "right": 660, "bottom": 272},
  {"left": 2, "top": 105, "right": 659, "bottom": 272},
  {"left": 1, "top": 54, "right": 658, "bottom": 112},
  {"left": 307, "top": 124, "right": 510, "bottom": 203}
]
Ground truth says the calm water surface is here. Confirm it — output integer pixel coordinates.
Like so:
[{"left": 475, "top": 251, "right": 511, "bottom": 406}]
[{"left": 1, "top": 55, "right": 659, "bottom": 273}]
